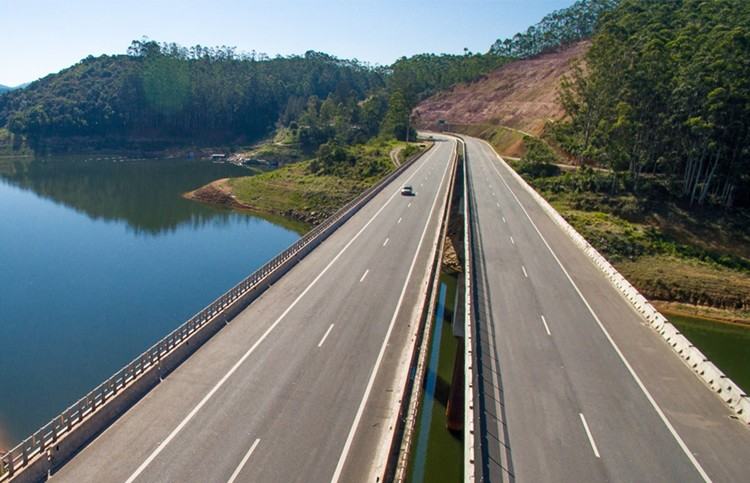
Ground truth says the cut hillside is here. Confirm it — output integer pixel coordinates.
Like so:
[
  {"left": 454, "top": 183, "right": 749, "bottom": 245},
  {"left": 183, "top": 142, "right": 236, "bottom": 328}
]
[{"left": 414, "top": 41, "right": 589, "bottom": 141}]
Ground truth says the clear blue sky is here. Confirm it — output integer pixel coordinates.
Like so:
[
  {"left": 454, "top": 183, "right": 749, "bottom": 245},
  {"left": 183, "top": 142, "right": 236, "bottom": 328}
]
[{"left": 0, "top": 0, "right": 573, "bottom": 87}]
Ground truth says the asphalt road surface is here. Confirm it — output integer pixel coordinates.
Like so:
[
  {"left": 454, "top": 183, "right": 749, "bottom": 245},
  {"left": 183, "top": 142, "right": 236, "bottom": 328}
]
[
  {"left": 50, "top": 136, "right": 456, "bottom": 482},
  {"left": 465, "top": 134, "right": 750, "bottom": 482}
]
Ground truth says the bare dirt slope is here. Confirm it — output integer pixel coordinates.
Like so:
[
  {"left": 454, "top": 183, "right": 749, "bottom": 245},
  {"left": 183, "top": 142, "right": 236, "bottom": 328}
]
[{"left": 414, "top": 41, "right": 589, "bottom": 136}]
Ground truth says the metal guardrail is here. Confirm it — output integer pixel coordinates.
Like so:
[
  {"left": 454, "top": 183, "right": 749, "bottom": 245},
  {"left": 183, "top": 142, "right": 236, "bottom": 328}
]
[
  {"left": 0, "top": 144, "right": 433, "bottom": 481},
  {"left": 461, "top": 138, "right": 477, "bottom": 482}
]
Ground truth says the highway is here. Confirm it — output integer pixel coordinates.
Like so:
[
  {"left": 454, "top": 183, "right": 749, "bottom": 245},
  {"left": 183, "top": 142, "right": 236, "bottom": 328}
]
[
  {"left": 49, "top": 136, "right": 456, "bottom": 482},
  {"left": 465, "top": 134, "right": 750, "bottom": 482}
]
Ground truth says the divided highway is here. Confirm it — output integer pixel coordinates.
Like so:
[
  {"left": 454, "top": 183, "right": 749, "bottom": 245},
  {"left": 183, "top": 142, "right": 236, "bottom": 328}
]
[
  {"left": 465, "top": 135, "right": 750, "bottom": 482},
  {"left": 49, "top": 136, "right": 456, "bottom": 482}
]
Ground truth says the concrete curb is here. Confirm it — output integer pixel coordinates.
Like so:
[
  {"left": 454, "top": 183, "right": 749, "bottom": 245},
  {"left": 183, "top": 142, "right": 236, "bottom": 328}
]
[
  {"left": 389, "top": 138, "right": 458, "bottom": 483},
  {"left": 462, "top": 137, "right": 477, "bottom": 483},
  {"left": 477, "top": 138, "right": 750, "bottom": 426},
  {"left": 0, "top": 144, "right": 436, "bottom": 483}
]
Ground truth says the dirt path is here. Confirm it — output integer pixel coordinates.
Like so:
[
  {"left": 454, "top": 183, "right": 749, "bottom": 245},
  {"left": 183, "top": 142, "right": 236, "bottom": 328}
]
[{"left": 389, "top": 146, "right": 404, "bottom": 168}]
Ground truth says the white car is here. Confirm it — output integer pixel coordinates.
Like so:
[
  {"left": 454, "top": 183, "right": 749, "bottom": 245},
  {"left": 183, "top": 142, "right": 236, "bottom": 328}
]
[{"left": 401, "top": 185, "right": 414, "bottom": 196}]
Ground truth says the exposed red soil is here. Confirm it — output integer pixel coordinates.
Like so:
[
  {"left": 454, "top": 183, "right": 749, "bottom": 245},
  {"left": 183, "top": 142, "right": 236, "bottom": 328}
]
[{"left": 414, "top": 41, "right": 590, "bottom": 135}]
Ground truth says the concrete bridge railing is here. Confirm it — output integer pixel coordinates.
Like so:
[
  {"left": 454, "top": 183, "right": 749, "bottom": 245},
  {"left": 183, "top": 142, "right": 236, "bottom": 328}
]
[{"left": 0, "top": 144, "right": 434, "bottom": 482}]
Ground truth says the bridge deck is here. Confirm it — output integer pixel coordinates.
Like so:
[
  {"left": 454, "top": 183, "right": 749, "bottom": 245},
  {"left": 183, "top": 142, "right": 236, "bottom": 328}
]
[
  {"left": 50, "top": 138, "right": 456, "bottom": 482},
  {"left": 465, "top": 135, "right": 750, "bottom": 482}
]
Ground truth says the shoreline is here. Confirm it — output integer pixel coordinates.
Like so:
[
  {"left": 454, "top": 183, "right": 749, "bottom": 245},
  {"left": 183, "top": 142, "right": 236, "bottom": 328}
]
[
  {"left": 183, "top": 178, "right": 320, "bottom": 228},
  {"left": 652, "top": 301, "right": 750, "bottom": 328}
]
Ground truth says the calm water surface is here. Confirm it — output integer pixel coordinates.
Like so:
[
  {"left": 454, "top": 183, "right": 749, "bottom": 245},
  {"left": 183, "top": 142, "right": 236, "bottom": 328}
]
[
  {"left": 667, "top": 313, "right": 750, "bottom": 393},
  {"left": 0, "top": 155, "right": 303, "bottom": 448}
]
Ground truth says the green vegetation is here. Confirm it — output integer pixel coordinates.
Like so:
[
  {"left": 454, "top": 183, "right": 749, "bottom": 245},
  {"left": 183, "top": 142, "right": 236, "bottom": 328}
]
[
  {"left": 388, "top": 53, "right": 509, "bottom": 108},
  {"left": 668, "top": 313, "right": 750, "bottom": 392},
  {"left": 490, "top": 0, "right": 619, "bottom": 58},
  {"left": 0, "top": 40, "right": 384, "bottom": 150},
  {"left": 225, "top": 138, "right": 421, "bottom": 223},
  {"left": 0, "top": 37, "right": 513, "bottom": 155},
  {"left": 509, "top": 158, "right": 750, "bottom": 316},
  {"left": 556, "top": 0, "right": 750, "bottom": 208},
  {"left": 0, "top": 127, "right": 30, "bottom": 156}
]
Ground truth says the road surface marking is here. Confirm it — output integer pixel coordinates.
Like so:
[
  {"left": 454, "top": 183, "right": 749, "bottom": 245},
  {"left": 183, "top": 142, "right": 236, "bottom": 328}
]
[
  {"left": 522, "top": 265, "right": 528, "bottom": 278},
  {"left": 408, "top": 202, "right": 412, "bottom": 208},
  {"left": 482, "top": 144, "right": 711, "bottom": 482},
  {"left": 398, "top": 217, "right": 402, "bottom": 224},
  {"left": 497, "top": 202, "right": 500, "bottom": 208},
  {"left": 122, "top": 136, "right": 440, "bottom": 483},
  {"left": 540, "top": 315, "right": 551, "bottom": 336},
  {"left": 579, "top": 413, "right": 600, "bottom": 458},
  {"left": 502, "top": 216, "right": 506, "bottom": 223},
  {"left": 331, "top": 141, "right": 453, "bottom": 483},
  {"left": 318, "top": 324, "right": 335, "bottom": 348},
  {"left": 227, "top": 439, "right": 260, "bottom": 483},
  {"left": 383, "top": 237, "right": 389, "bottom": 247},
  {"left": 359, "top": 269, "right": 369, "bottom": 283},
  {"left": 510, "top": 236, "right": 515, "bottom": 245}
]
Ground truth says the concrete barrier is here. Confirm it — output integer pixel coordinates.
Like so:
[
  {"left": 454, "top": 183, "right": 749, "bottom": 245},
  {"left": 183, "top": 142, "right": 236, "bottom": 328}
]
[
  {"left": 684, "top": 347, "right": 707, "bottom": 370},
  {"left": 670, "top": 334, "right": 693, "bottom": 355},
  {"left": 473, "top": 137, "right": 750, "bottom": 426},
  {"left": 736, "top": 397, "right": 750, "bottom": 424},
  {"left": 720, "top": 379, "right": 746, "bottom": 408},
  {"left": 697, "top": 361, "right": 724, "bottom": 392}
]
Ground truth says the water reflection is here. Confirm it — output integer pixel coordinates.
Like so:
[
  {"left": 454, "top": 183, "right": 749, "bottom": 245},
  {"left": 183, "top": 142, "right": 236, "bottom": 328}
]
[
  {"left": 0, "top": 156, "right": 305, "bottom": 236},
  {"left": 0, "top": 155, "right": 302, "bottom": 445}
]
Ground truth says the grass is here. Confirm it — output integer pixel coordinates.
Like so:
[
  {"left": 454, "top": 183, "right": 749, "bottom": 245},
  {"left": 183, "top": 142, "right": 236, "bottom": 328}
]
[
  {"left": 226, "top": 138, "right": 423, "bottom": 223},
  {"left": 503, "top": 156, "right": 750, "bottom": 320},
  {"left": 452, "top": 124, "right": 527, "bottom": 158}
]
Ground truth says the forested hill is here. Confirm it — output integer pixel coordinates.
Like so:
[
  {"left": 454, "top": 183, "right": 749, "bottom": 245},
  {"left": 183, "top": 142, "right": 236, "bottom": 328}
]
[
  {"left": 0, "top": 85, "right": 11, "bottom": 94},
  {"left": 490, "top": 0, "right": 618, "bottom": 58},
  {"left": 0, "top": 40, "right": 384, "bottom": 148},
  {"left": 559, "top": 0, "right": 750, "bottom": 208}
]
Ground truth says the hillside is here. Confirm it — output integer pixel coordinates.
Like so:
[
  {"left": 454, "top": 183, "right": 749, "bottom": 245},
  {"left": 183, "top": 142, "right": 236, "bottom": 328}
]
[
  {"left": 0, "top": 85, "right": 11, "bottom": 94},
  {"left": 414, "top": 41, "right": 589, "bottom": 137},
  {"left": 0, "top": 41, "right": 383, "bottom": 150}
]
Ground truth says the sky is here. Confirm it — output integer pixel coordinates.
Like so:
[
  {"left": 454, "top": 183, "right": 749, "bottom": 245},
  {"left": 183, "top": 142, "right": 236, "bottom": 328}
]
[{"left": 0, "top": 0, "right": 573, "bottom": 87}]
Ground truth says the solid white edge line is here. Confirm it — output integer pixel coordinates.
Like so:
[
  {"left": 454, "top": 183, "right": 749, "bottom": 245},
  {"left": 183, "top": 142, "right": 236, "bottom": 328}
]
[
  {"left": 540, "top": 315, "right": 551, "bottom": 336},
  {"left": 579, "top": 413, "right": 601, "bottom": 458},
  {"left": 383, "top": 238, "right": 389, "bottom": 247},
  {"left": 123, "top": 140, "right": 437, "bottom": 483},
  {"left": 318, "top": 324, "right": 335, "bottom": 348},
  {"left": 330, "top": 141, "right": 452, "bottom": 483},
  {"left": 226, "top": 438, "right": 261, "bottom": 483},
  {"left": 359, "top": 269, "right": 369, "bottom": 283},
  {"left": 522, "top": 265, "right": 528, "bottom": 278},
  {"left": 481, "top": 142, "right": 712, "bottom": 482}
]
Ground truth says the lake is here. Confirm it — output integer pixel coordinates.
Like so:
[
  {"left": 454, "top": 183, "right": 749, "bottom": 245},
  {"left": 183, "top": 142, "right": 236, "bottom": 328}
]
[
  {"left": 667, "top": 312, "right": 750, "bottom": 394},
  {"left": 0, "top": 155, "right": 303, "bottom": 449}
]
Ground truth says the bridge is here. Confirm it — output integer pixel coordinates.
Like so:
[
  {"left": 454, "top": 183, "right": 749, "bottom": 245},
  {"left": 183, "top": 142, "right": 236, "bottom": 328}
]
[
  {"left": 461, "top": 135, "right": 750, "bottom": 482},
  {"left": 3, "top": 134, "right": 750, "bottom": 482}
]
